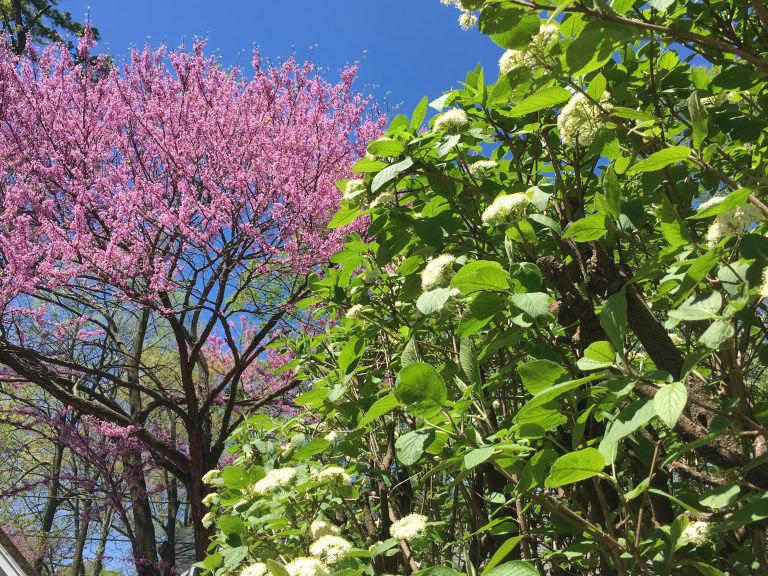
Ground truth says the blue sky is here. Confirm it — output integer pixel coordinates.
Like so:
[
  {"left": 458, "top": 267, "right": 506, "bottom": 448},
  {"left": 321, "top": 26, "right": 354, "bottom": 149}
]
[{"left": 61, "top": 1, "right": 502, "bottom": 115}]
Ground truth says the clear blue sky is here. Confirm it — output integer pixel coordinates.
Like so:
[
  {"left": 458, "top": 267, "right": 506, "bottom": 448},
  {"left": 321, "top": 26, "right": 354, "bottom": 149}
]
[{"left": 60, "top": 1, "right": 502, "bottom": 115}]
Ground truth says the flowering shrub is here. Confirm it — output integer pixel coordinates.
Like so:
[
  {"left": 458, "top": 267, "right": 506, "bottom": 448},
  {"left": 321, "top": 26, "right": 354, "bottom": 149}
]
[{"left": 205, "top": 0, "right": 768, "bottom": 575}]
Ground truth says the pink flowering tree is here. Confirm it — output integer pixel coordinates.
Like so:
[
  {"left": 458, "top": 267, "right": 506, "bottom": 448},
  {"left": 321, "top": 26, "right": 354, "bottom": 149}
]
[{"left": 0, "top": 33, "right": 381, "bottom": 573}]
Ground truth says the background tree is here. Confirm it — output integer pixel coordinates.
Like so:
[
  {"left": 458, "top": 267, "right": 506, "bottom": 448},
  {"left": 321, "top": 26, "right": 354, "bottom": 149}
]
[
  {"left": 0, "top": 0, "right": 96, "bottom": 55},
  {"left": 0, "top": 36, "right": 381, "bottom": 574}
]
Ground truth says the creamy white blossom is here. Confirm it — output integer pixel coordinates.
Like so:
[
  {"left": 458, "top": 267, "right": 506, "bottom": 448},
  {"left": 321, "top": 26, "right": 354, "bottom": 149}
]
[
  {"left": 390, "top": 513, "right": 428, "bottom": 540},
  {"left": 705, "top": 202, "right": 763, "bottom": 246},
  {"left": 421, "top": 254, "right": 456, "bottom": 291},
  {"left": 499, "top": 49, "right": 535, "bottom": 75},
  {"left": 761, "top": 268, "right": 768, "bottom": 300},
  {"left": 697, "top": 195, "right": 725, "bottom": 212},
  {"left": 481, "top": 193, "right": 530, "bottom": 226},
  {"left": 370, "top": 191, "right": 395, "bottom": 208},
  {"left": 682, "top": 520, "right": 711, "bottom": 547},
  {"left": 202, "top": 511, "right": 215, "bottom": 528},
  {"left": 240, "top": 563, "right": 268, "bottom": 576},
  {"left": 558, "top": 92, "right": 612, "bottom": 147},
  {"left": 201, "top": 469, "right": 220, "bottom": 484},
  {"left": 458, "top": 11, "right": 477, "bottom": 30},
  {"left": 284, "top": 557, "right": 330, "bottom": 576},
  {"left": 309, "top": 535, "right": 354, "bottom": 564},
  {"left": 310, "top": 519, "right": 341, "bottom": 540},
  {"left": 433, "top": 108, "right": 469, "bottom": 132},
  {"left": 469, "top": 159, "right": 498, "bottom": 178},
  {"left": 251, "top": 467, "right": 296, "bottom": 495},
  {"left": 313, "top": 466, "right": 352, "bottom": 485},
  {"left": 343, "top": 179, "right": 365, "bottom": 199},
  {"left": 533, "top": 23, "right": 560, "bottom": 49},
  {"left": 345, "top": 304, "right": 364, "bottom": 320},
  {"left": 201, "top": 493, "right": 218, "bottom": 507},
  {"left": 323, "top": 430, "right": 340, "bottom": 443}
]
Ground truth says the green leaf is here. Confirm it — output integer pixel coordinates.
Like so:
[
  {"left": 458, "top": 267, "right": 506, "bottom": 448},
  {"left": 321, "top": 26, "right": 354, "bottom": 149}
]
[
  {"left": 358, "top": 393, "right": 399, "bottom": 428},
  {"left": 481, "top": 537, "right": 525, "bottom": 575},
  {"left": 367, "top": 138, "right": 406, "bottom": 157},
  {"left": 460, "top": 338, "right": 482, "bottom": 387},
  {"left": 649, "top": 0, "right": 675, "bottom": 12},
  {"left": 587, "top": 73, "right": 607, "bottom": 100},
  {"left": 417, "top": 287, "right": 452, "bottom": 315},
  {"left": 688, "top": 91, "right": 708, "bottom": 150},
  {"left": 629, "top": 146, "right": 692, "bottom": 173},
  {"left": 517, "top": 360, "right": 566, "bottom": 395},
  {"left": 395, "top": 428, "right": 435, "bottom": 466},
  {"left": 458, "top": 292, "right": 505, "bottom": 337},
  {"left": 293, "top": 438, "right": 331, "bottom": 461},
  {"left": 545, "top": 448, "right": 606, "bottom": 487},
  {"left": 464, "top": 446, "right": 496, "bottom": 470},
  {"left": 451, "top": 260, "right": 511, "bottom": 294},
  {"left": 328, "top": 203, "right": 363, "bottom": 230},
  {"left": 599, "top": 398, "right": 656, "bottom": 463},
  {"left": 654, "top": 382, "right": 688, "bottom": 428},
  {"left": 699, "top": 319, "right": 735, "bottom": 350},
  {"left": 661, "top": 194, "right": 691, "bottom": 247},
  {"left": 401, "top": 337, "right": 420, "bottom": 366},
  {"left": 267, "top": 560, "right": 291, "bottom": 576},
  {"left": 338, "top": 336, "right": 365, "bottom": 374},
  {"left": 396, "top": 362, "right": 448, "bottom": 408},
  {"left": 565, "top": 26, "right": 627, "bottom": 76},
  {"left": 699, "top": 484, "right": 740, "bottom": 509},
  {"left": 516, "top": 374, "right": 603, "bottom": 421},
  {"left": 220, "top": 466, "right": 249, "bottom": 489},
  {"left": 576, "top": 341, "right": 615, "bottom": 371},
  {"left": 510, "top": 292, "right": 550, "bottom": 321},
  {"left": 508, "top": 87, "right": 571, "bottom": 118},
  {"left": 610, "top": 107, "right": 658, "bottom": 123},
  {"left": 680, "top": 561, "right": 726, "bottom": 576},
  {"left": 352, "top": 156, "right": 388, "bottom": 173},
  {"left": 668, "top": 291, "right": 722, "bottom": 321},
  {"left": 369, "top": 538, "right": 399, "bottom": 557},
  {"left": 485, "top": 561, "right": 539, "bottom": 576},
  {"left": 371, "top": 157, "right": 414, "bottom": 193},
  {"left": 562, "top": 214, "right": 609, "bottom": 241},
  {"left": 600, "top": 290, "right": 627, "bottom": 354},
  {"left": 490, "top": 14, "right": 541, "bottom": 50},
  {"left": 410, "top": 96, "right": 428, "bottom": 131}
]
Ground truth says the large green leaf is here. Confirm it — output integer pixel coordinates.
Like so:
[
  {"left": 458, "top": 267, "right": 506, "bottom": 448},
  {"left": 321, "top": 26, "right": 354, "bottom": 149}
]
[
  {"left": 517, "top": 360, "right": 566, "bottom": 395},
  {"left": 395, "top": 428, "right": 435, "bottom": 466},
  {"left": 654, "top": 382, "right": 688, "bottom": 428},
  {"left": 358, "top": 393, "right": 399, "bottom": 428},
  {"left": 371, "top": 157, "right": 414, "bottom": 193},
  {"left": 508, "top": 87, "right": 571, "bottom": 118},
  {"left": 576, "top": 341, "right": 615, "bottom": 371},
  {"left": 562, "top": 214, "right": 609, "bottom": 241},
  {"left": 396, "top": 362, "right": 448, "bottom": 408},
  {"left": 545, "top": 448, "right": 606, "bottom": 487},
  {"left": 451, "top": 260, "right": 511, "bottom": 294},
  {"left": 629, "top": 146, "right": 692, "bottom": 173},
  {"left": 485, "top": 561, "right": 539, "bottom": 576}
]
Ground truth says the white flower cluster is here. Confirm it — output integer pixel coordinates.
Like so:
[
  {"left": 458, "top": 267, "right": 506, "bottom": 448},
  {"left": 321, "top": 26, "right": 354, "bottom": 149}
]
[
  {"left": 201, "top": 469, "right": 220, "bottom": 484},
  {"left": 240, "top": 563, "right": 268, "bottom": 576},
  {"left": 370, "top": 191, "right": 395, "bottom": 208},
  {"left": 284, "top": 557, "right": 329, "bottom": 576},
  {"left": 309, "top": 535, "right": 353, "bottom": 564},
  {"left": 557, "top": 92, "right": 612, "bottom": 147},
  {"left": 313, "top": 466, "right": 352, "bottom": 485},
  {"left": 458, "top": 11, "right": 478, "bottom": 30},
  {"left": 202, "top": 511, "right": 215, "bottom": 528},
  {"left": 421, "top": 254, "right": 456, "bottom": 291},
  {"left": 251, "top": 467, "right": 297, "bottom": 495},
  {"left": 702, "top": 197, "right": 763, "bottom": 247},
  {"left": 481, "top": 193, "right": 529, "bottom": 226},
  {"left": 345, "top": 304, "right": 364, "bottom": 320},
  {"left": 433, "top": 108, "right": 469, "bottom": 133},
  {"left": 323, "top": 430, "right": 339, "bottom": 443},
  {"left": 310, "top": 519, "right": 341, "bottom": 540},
  {"left": 343, "top": 179, "right": 366, "bottom": 200},
  {"left": 498, "top": 23, "right": 559, "bottom": 75},
  {"left": 202, "top": 493, "right": 218, "bottom": 507},
  {"left": 469, "top": 159, "right": 498, "bottom": 178},
  {"left": 390, "top": 513, "right": 428, "bottom": 540},
  {"left": 761, "top": 268, "right": 768, "bottom": 300},
  {"left": 681, "top": 520, "right": 711, "bottom": 547}
]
